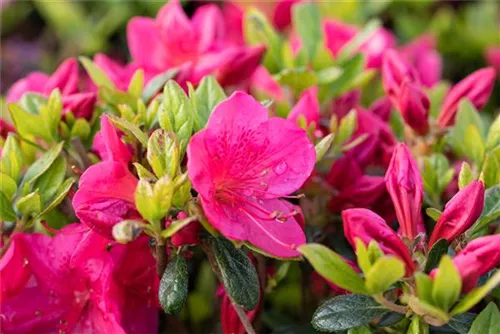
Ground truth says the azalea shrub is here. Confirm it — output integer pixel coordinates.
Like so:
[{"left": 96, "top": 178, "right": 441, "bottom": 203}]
[{"left": 1, "top": 1, "right": 500, "bottom": 333}]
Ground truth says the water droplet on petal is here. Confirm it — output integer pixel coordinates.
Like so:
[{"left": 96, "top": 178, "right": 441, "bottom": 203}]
[{"left": 273, "top": 161, "right": 287, "bottom": 175}]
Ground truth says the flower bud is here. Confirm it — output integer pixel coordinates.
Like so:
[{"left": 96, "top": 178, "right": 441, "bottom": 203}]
[
  {"left": 428, "top": 181, "right": 484, "bottom": 247},
  {"left": 112, "top": 220, "right": 144, "bottom": 244},
  {"left": 399, "top": 79, "right": 430, "bottom": 135},
  {"left": 169, "top": 212, "right": 201, "bottom": 247},
  {"left": 342, "top": 208, "right": 416, "bottom": 274},
  {"left": 437, "top": 67, "right": 496, "bottom": 127},
  {"left": 43, "top": 58, "right": 79, "bottom": 96},
  {"left": 63, "top": 92, "right": 97, "bottom": 120},
  {"left": 216, "top": 45, "right": 266, "bottom": 87},
  {"left": 382, "top": 49, "right": 420, "bottom": 104},
  {"left": 385, "top": 143, "right": 423, "bottom": 239},
  {"left": 486, "top": 48, "right": 500, "bottom": 76},
  {"left": 436, "top": 235, "right": 500, "bottom": 293}
]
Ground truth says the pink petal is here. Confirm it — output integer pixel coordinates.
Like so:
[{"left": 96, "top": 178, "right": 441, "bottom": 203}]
[
  {"left": 287, "top": 86, "right": 320, "bottom": 126},
  {"left": 192, "top": 4, "right": 225, "bottom": 53},
  {"left": 99, "top": 115, "right": 133, "bottom": 163},
  {"left": 0, "top": 234, "right": 31, "bottom": 300},
  {"left": 127, "top": 17, "right": 168, "bottom": 72},
  {"left": 62, "top": 92, "right": 96, "bottom": 119},
  {"left": 250, "top": 66, "right": 284, "bottom": 101},
  {"left": 44, "top": 58, "right": 79, "bottom": 96},
  {"left": 6, "top": 72, "right": 49, "bottom": 103}
]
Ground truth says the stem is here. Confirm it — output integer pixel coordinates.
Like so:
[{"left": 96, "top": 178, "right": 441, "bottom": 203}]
[
  {"left": 155, "top": 238, "right": 168, "bottom": 277},
  {"left": 71, "top": 138, "right": 92, "bottom": 170},
  {"left": 374, "top": 294, "right": 409, "bottom": 314},
  {"left": 200, "top": 239, "right": 257, "bottom": 334}
]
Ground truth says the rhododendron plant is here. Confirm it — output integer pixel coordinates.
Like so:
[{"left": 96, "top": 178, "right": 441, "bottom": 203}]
[{"left": 1, "top": 1, "right": 500, "bottom": 333}]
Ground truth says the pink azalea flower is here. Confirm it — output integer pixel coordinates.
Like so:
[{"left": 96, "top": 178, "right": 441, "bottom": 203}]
[
  {"left": 6, "top": 58, "right": 96, "bottom": 119},
  {"left": 324, "top": 20, "right": 396, "bottom": 69},
  {"left": 0, "top": 225, "right": 124, "bottom": 333},
  {"left": 287, "top": 86, "right": 320, "bottom": 127},
  {"left": 486, "top": 47, "right": 500, "bottom": 76},
  {"left": 187, "top": 92, "right": 315, "bottom": 258},
  {"left": 73, "top": 115, "right": 139, "bottom": 238},
  {"left": 127, "top": 0, "right": 265, "bottom": 87},
  {"left": 250, "top": 66, "right": 285, "bottom": 102},
  {"left": 93, "top": 53, "right": 148, "bottom": 92},
  {"left": 400, "top": 34, "right": 442, "bottom": 87},
  {"left": 385, "top": 143, "right": 424, "bottom": 240},
  {"left": 432, "top": 235, "right": 500, "bottom": 293},
  {"left": 437, "top": 67, "right": 496, "bottom": 127},
  {"left": 342, "top": 208, "right": 416, "bottom": 275},
  {"left": 428, "top": 181, "right": 484, "bottom": 247},
  {"left": 369, "top": 97, "right": 392, "bottom": 122}
]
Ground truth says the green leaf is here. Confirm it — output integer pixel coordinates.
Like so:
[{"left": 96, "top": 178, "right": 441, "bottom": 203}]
[
  {"left": 292, "top": 2, "right": 322, "bottom": 63},
  {"left": 298, "top": 243, "right": 367, "bottom": 294},
  {"left": 426, "top": 208, "right": 442, "bottom": 222},
  {"left": 159, "top": 80, "right": 194, "bottom": 155},
  {"left": 469, "top": 185, "right": 500, "bottom": 234},
  {"left": 415, "top": 272, "right": 434, "bottom": 304},
  {"left": 315, "top": 133, "right": 335, "bottom": 163},
  {"left": 107, "top": 114, "right": 148, "bottom": 147},
  {"left": 159, "top": 255, "right": 188, "bottom": 315},
  {"left": 450, "top": 99, "right": 484, "bottom": 157},
  {"left": 319, "top": 54, "right": 365, "bottom": 103},
  {"left": 133, "top": 163, "right": 157, "bottom": 181},
  {"left": 20, "top": 93, "right": 46, "bottom": 115},
  {"left": 312, "top": 294, "right": 387, "bottom": 331},
  {"left": 172, "top": 176, "right": 191, "bottom": 209},
  {"left": 79, "top": 56, "right": 115, "bottom": 89},
  {"left": 407, "top": 316, "right": 429, "bottom": 334},
  {"left": 428, "top": 82, "right": 450, "bottom": 119},
  {"left": 135, "top": 176, "right": 174, "bottom": 224},
  {"left": 127, "top": 69, "right": 144, "bottom": 98},
  {"left": 21, "top": 142, "right": 64, "bottom": 188},
  {"left": 458, "top": 162, "right": 474, "bottom": 190},
  {"left": 0, "top": 134, "right": 24, "bottom": 181},
  {"left": 274, "top": 68, "right": 317, "bottom": 94},
  {"left": 36, "top": 178, "right": 75, "bottom": 217},
  {"left": 33, "top": 156, "right": 66, "bottom": 204},
  {"left": 407, "top": 296, "right": 450, "bottom": 323},
  {"left": 161, "top": 215, "right": 197, "bottom": 238},
  {"left": 355, "top": 239, "right": 371, "bottom": 274},
  {"left": 210, "top": 237, "right": 260, "bottom": 310},
  {"left": 0, "top": 192, "right": 16, "bottom": 222},
  {"left": 348, "top": 325, "right": 372, "bottom": 334},
  {"left": 485, "top": 113, "right": 500, "bottom": 150},
  {"left": 142, "top": 68, "right": 179, "bottom": 102},
  {"left": 432, "top": 255, "right": 461, "bottom": 311},
  {"left": 193, "top": 76, "right": 226, "bottom": 131},
  {"left": 9, "top": 103, "right": 52, "bottom": 142},
  {"left": 335, "top": 19, "right": 381, "bottom": 64},
  {"left": 147, "top": 129, "right": 180, "bottom": 179},
  {"left": 334, "top": 110, "right": 357, "bottom": 149},
  {"left": 464, "top": 125, "right": 485, "bottom": 164},
  {"left": 468, "top": 302, "right": 500, "bottom": 334},
  {"left": 16, "top": 192, "right": 42, "bottom": 218},
  {"left": 424, "top": 238, "right": 448, "bottom": 273},
  {"left": 70, "top": 119, "right": 91, "bottom": 140},
  {"left": 365, "top": 256, "right": 405, "bottom": 294},
  {"left": 448, "top": 313, "right": 475, "bottom": 334},
  {"left": 0, "top": 173, "right": 17, "bottom": 200},
  {"left": 481, "top": 148, "right": 500, "bottom": 189},
  {"left": 451, "top": 269, "right": 500, "bottom": 315},
  {"left": 390, "top": 110, "right": 405, "bottom": 141}
]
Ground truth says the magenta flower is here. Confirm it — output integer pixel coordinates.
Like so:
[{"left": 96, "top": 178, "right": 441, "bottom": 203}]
[
  {"left": 382, "top": 49, "right": 430, "bottom": 135},
  {"left": 287, "top": 86, "right": 320, "bottom": 128},
  {"left": 385, "top": 143, "right": 424, "bottom": 240},
  {"left": 73, "top": 115, "right": 139, "bottom": 238},
  {"left": 6, "top": 58, "right": 96, "bottom": 119},
  {"left": 0, "top": 225, "right": 123, "bottom": 333},
  {"left": 486, "top": 47, "right": 500, "bottom": 76},
  {"left": 428, "top": 181, "right": 485, "bottom": 247},
  {"left": 369, "top": 97, "right": 392, "bottom": 122},
  {"left": 127, "top": 0, "right": 264, "bottom": 87},
  {"left": 342, "top": 208, "right": 416, "bottom": 274},
  {"left": 324, "top": 20, "right": 396, "bottom": 69},
  {"left": 401, "top": 34, "right": 442, "bottom": 87},
  {"left": 93, "top": 53, "right": 148, "bottom": 92},
  {"left": 437, "top": 67, "right": 496, "bottom": 127},
  {"left": 187, "top": 92, "right": 315, "bottom": 257},
  {"left": 250, "top": 66, "right": 285, "bottom": 102},
  {"left": 431, "top": 235, "right": 500, "bottom": 293}
]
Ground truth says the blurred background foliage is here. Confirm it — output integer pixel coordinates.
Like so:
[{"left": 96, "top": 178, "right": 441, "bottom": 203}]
[{"left": 1, "top": 0, "right": 499, "bottom": 92}]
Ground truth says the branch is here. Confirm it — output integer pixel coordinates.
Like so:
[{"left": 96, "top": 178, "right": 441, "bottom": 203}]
[{"left": 71, "top": 138, "right": 92, "bottom": 170}]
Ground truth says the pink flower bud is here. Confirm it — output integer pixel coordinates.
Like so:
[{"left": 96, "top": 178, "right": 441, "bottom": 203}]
[
  {"left": 399, "top": 79, "right": 430, "bottom": 135},
  {"left": 382, "top": 49, "right": 420, "bottom": 103},
  {"left": 385, "top": 143, "right": 423, "bottom": 239},
  {"left": 441, "top": 235, "right": 500, "bottom": 293},
  {"left": 62, "top": 92, "right": 97, "bottom": 120},
  {"left": 43, "top": 58, "right": 79, "bottom": 96},
  {"left": 400, "top": 34, "right": 442, "bottom": 88},
  {"left": 428, "top": 181, "right": 484, "bottom": 247},
  {"left": 342, "top": 208, "right": 416, "bottom": 274},
  {"left": 369, "top": 97, "right": 392, "bottom": 122},
  {"left": 169, "top": 212, "right": 201, "bottom": 247},
  {"left": 216, "top": 45, "right": 266, "bottom": 87},
  {"left": 437, "top": 67, "right": 496, "bottom": 127},
  {"left": 287, "top": 86, "right": 320, "bottom": 127},
  {"left": 486, "top": 48, "right": 500, "bottom": 76}
]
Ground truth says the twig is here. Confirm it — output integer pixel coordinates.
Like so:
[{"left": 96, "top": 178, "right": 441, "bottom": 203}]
[
  {"left": 155, "top": 238, "right": 168, "bottom": 277},
  {"left": 374, "top": 294, "right": 409, "bottom": 314},
  {"left": 200, "top": 239, "right": 257, "bottom": 334},
  {"left": 71, "top": 138, "right": 92, "bottom": 170}
]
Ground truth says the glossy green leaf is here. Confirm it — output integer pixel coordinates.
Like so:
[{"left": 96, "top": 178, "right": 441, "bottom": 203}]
[
  {"left": 468, "top": 302, "right": 500, "bottom": 334},
  {"left": 365, "top": 256, "right": 405, "bottom": 294},
  {"left": 193, "top": 76, "right": 226, "bottom": 131},
  {"left": 432, "top": 255, "right": 461, "bottom": 311},
  {"left": 299, "top": 243, "right": 367, "bottom": 294},
  {"left": 312, "top": 294, "right": 387, "bottom": 331},
  {"left": 37, "top": 178, "right": 75, "bottom": 218},
  {"left": 16, "top": 191, "right": 42, "bottom": 218},
  {"left": 424, "top": 238, "right": 448, "bottom": 273},
  {"left": 33, "top": 156, "right": 66, "bottom": 204},
  {"left": 159, "top": 255, "right": 188, "bottom": 315},
  {"left": 107, "top": 114, "right": 148, "bottom": 147},
  {"left": 21, "top": 142, "right": 64, "bottom": 188},
  {"left": 210, "top": 237, "right": 260, "bottom": 310},
  {"left": 447, "top": 312, "right": 475, "bottom": 334}
]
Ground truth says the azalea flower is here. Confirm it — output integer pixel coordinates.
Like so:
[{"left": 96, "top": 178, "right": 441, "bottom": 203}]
[
  {"left": 73, "top": 115, "right": 139, "bottom": 239},
  {"left": 127, "top": 0, "right": 265, "bottom": 87},
  {"left": 6, "top": 58, "right": 96, "bottom": 119},
  {"left": 187, "top": 92, "right": 316, "bottom": 258},
  {"left": 400, "top": 34, "right": 442, "bottom": 88}
]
